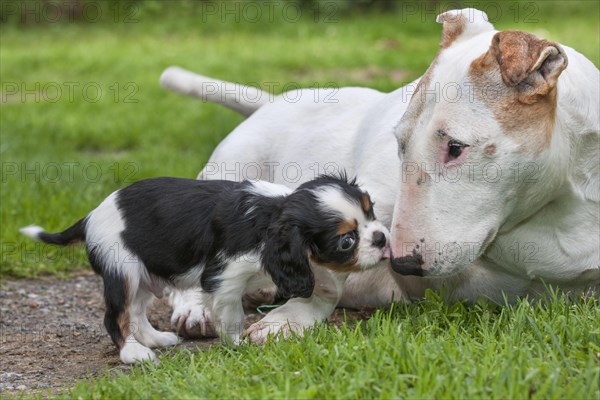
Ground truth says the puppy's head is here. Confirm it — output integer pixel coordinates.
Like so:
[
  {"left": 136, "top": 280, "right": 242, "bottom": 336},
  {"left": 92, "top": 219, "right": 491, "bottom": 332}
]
[{"left": 261, "top": 174, "right": 390, "bottom": 298}]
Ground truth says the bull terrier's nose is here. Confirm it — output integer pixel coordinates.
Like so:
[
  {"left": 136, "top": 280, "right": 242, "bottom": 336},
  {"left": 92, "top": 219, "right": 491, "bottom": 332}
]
[
  {"left": 372, "top": 231, "right": 387, "bottom": 248},
  {"left": 391, "top": 255, "right": 425, "bottom": 276}
]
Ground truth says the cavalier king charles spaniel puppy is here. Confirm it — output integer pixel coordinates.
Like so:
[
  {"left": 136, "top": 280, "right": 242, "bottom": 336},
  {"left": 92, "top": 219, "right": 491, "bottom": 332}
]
[{"left": 21, "top": 174, "right": 390, "bottom": 363}]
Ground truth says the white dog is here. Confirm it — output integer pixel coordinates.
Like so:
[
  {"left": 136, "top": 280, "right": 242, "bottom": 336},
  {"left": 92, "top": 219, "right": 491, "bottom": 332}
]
[{"left": 161, "top": 8, "right": 599, "bottom": 342}]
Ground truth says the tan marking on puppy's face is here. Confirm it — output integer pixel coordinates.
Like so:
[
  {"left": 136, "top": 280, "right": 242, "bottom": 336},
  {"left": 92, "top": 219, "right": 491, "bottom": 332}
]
[
  {"left": 361, "top": 193, "right": 373, "bottom": 215},
  {"left": 336, "top": 219, "right": 357, "bottom": 235},
  {"left": 468, "top": 30, "right": 567, "bottom": 154}
]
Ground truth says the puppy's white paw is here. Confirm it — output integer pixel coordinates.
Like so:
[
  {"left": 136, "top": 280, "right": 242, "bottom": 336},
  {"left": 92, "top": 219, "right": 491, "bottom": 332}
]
[
  {"left": 143, "top": 331, "right": 181, "bottom": 348},
  {"left": 157, "top": 331, "right": 180, "bottom": 346},
  {"left": 245, "top": 318, "right": 308, "bottom": 344},
  {"left": 120, "top": 342, "right": 157, "bottom": 364}
]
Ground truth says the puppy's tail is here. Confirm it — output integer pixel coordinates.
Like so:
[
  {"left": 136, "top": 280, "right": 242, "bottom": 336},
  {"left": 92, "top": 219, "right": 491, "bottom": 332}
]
[
  {"left": 159, "top": 66, "right": 269, "bottom": 117},
  {"left": 20, "top": 218, "right": 86, "bottom": 246}
]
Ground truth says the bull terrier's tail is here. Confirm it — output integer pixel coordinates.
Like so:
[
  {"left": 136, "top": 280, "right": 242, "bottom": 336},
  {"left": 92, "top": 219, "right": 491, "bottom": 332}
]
[
  {"left": 20, "top": 218, "right": 86, "bottom": 246},
  {"left": 160, "top": 66, "right": 269, "bottom": 117}
]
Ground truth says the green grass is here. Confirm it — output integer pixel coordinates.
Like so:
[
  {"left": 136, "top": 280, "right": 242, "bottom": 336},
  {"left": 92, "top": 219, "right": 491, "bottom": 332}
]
[
  {"left": 68, "top": 291, "right": 599, "bottom": 399},
  {"left": 1, "top": 1, "right": 599, "bottom": 398}
]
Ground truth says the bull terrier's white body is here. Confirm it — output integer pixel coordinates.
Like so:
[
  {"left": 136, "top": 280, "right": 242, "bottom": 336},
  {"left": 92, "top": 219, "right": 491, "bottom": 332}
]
[{"left": 161, "top": 9, "right": 599, "bottom": 341}]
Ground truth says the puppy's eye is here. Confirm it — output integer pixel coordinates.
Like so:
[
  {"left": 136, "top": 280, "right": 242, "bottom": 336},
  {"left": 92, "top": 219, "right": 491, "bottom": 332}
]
[
  {"left": 338, "top": 232, "right": 356, "bottom": 252},
  {"left": 448, "top": 139, "right": 469, "bottom": 161}
]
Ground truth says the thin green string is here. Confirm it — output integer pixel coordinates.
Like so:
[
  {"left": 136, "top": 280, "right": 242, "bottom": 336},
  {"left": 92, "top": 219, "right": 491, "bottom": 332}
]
[{"left": 256, "top": 304, "right": 283, "bottom": 315}]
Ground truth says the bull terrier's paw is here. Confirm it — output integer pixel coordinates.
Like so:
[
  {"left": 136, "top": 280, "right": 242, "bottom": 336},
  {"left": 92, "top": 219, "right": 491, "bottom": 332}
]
[
  {"left": 171, "top": 301, "right": 217, "bottom": 339},
  {"left": 120, "top": 342, "right": 157, "bottom": 364},
  {"left": 245, "top": 318, "right": 310, "bottom": 344}
]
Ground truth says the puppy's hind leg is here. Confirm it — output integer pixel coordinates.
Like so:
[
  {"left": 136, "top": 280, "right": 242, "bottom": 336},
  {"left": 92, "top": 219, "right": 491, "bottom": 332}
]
[
  {"left": 130, "top": 285, "right": 180, "bottom": 349},
  {"left": 101, "top": 272, "right": 156, "bottom": 364}
]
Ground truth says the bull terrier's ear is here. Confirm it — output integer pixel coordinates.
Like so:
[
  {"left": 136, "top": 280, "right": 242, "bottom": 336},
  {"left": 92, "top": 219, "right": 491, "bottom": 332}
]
[
  {"left": 436, "top": 8, "right": 495, "bottom": 49},
  {"left": 491, "top": 30, "right": 568, "bottom": 103}
]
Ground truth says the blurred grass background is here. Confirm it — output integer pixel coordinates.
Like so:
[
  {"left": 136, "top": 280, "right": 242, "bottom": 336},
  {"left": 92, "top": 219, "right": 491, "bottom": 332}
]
[{"left": 1, "top": 0, "right": 599, "bottom": 278}]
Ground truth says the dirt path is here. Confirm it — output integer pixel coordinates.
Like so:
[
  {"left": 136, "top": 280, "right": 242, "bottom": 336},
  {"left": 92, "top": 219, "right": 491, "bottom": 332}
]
[
  {"left": 0, "top": 271, "right": 179, "bottom": 395},
  {"left": 0, "top": 271, "right": 372, "bottom": 396}
]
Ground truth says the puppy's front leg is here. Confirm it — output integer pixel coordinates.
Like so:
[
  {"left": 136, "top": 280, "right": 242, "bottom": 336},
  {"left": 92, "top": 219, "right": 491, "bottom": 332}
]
[
  {"left": 246, "top": 267, "right": 346, "bottom": 344},
  {"left": 211, "top": 295, "right": 245, "bottom": 345},
  {"left": 211, "top": 262, "right": 261, "bottom": 344}
]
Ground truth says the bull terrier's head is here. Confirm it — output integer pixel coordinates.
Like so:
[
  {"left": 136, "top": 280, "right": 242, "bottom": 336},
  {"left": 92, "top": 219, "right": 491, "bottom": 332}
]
[{"left": 390, "top": 9, "right": 570, "bottom": 277}]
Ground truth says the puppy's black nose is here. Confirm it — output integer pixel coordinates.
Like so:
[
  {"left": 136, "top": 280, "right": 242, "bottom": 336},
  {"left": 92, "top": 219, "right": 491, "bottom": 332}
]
[{"left": 372, "top": 231, "right": 387, "bottom": 248}]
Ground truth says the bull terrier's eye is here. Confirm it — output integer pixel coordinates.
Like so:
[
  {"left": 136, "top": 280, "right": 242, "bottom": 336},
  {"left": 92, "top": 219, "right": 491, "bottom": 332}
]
[
  {"left": 338, "top": 232, "right": 357, "bottom": 252},
  {"left": 448, "top": 139, "right": 469, "bottom": 161}
]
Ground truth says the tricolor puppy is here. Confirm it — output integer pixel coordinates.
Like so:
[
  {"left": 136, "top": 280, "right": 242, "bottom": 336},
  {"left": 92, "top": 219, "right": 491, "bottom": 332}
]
[{"left": 20, "top": 174, "right": 390, "bottom": 363}]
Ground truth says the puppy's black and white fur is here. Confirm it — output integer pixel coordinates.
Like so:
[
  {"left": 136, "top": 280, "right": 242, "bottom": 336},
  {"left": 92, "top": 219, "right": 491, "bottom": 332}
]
[{"left": 21, "top": 174, "right": 390, "bottom": 363}]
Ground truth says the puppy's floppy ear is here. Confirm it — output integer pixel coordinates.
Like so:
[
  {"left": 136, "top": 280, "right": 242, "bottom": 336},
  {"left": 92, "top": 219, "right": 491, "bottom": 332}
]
[{"left": 261, "top": 225, "right": 314, "bottom": 298}]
